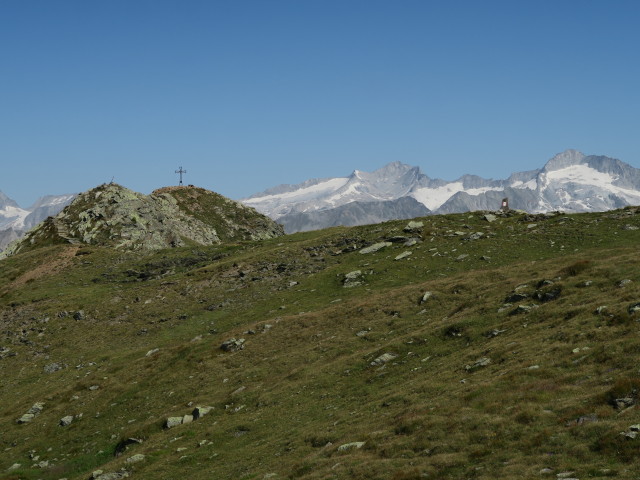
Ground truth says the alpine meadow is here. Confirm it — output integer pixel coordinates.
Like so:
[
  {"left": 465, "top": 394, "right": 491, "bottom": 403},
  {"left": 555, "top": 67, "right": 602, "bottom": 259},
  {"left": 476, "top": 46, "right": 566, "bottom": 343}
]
[{"left": 2, "top": 182, "right": 640, "bottom": 479}]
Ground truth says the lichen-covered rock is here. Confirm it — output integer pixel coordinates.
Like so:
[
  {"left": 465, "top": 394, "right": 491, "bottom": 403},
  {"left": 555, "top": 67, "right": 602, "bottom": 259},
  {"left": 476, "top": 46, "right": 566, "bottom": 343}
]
[
  {"left": 192, "top": 406, "right": 214, "bottom": 419},
  {"left": 17, "top": 413, "right": 35, "bottom": 424},
  {"left": 17, "top": 402, "right": 45, "bottom": 423},
  {"left": 44, "top": 362, "right": 64, "bottom": 373},
  {"left": 359, "top": 242, "right": 392, "bottom": 254},
  {"left": 59, "top": 415, "right": 74, "bottom": 426},
  {"left": 182, "top": 414, "right": 194, "bottom": 424},
  {"left": 465, "top": 357, "right": 491, "bottom": 371},
  {"left": 92, "top": 471, "right": 129, "bottom": 480},
  {"left": 343, "top": 270, "right": 364, "bottom": 288},
  {"left": 221, "top": 338, "right": 245, "bottom": 352},
  {"left": 404, "top": 221, "right": 424, "bottom": 232},
  {"left": 394, "top": 251, "right": 412, "bottom": 260},
  {"left": 337, "top": 441, "right": 366, "bottom": 451},
  {"left": 165, "top": 417, "right": 183, "bottom": 429},
  {"left": 154, "top": 186, "right": 284, "bottom": 242},
  {"left": 124, "top": 454, "right": 145, "bottom": 465},
  {"left": 371, "top": 353, "right": 397, "bottom": 366}
]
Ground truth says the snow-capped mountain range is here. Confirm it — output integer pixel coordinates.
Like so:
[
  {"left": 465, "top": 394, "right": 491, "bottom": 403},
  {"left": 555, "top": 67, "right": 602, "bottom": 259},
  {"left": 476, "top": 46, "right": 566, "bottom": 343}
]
[
  {"left": 243, "top": 150, "right": 640, "bottom": 232},
  {"left": 0, "top": 192, "right": 76, "bottom": 250},
  {"left": 2, "top": 149, "right": 640, "bottom": 249}
]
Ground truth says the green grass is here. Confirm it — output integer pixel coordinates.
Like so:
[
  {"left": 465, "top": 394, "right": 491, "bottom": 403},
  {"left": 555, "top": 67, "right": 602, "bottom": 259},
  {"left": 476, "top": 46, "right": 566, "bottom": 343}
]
[{"left": 1, "top": 208, "right": 640, "bottom": 479}]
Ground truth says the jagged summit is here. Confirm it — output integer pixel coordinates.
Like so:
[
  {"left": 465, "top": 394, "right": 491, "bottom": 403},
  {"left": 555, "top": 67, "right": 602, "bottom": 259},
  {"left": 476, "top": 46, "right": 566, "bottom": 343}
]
[
  {"left": 542, "top": 149, "right": 586, "bottom": 171},
  {"left": 0, "top": 190, "right": 19, "bottom": 209},
  {"left": 3, "top": 183, "right": 283, "bottom": 256}
]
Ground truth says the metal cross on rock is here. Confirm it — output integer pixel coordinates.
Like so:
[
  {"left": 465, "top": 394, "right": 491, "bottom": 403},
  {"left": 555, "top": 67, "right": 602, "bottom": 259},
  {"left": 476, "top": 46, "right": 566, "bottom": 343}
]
[{"left": 175, "top": 166, "right": 187, "bottom": 186}]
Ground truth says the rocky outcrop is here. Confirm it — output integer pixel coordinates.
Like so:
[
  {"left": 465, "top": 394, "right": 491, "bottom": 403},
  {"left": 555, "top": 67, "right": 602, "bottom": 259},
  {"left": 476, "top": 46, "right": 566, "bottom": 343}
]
[
  {"left": 2, "top": 184, "right": 284, "bottom": 256},
  {"left": 17, "top": 402, "right": 44, "bottom": 424},
  {"left": 165, "top": 405, "right": 214, "bottom": 428},
  {"left": 153, "top": 186, "right": 284, "bottom": 242}
]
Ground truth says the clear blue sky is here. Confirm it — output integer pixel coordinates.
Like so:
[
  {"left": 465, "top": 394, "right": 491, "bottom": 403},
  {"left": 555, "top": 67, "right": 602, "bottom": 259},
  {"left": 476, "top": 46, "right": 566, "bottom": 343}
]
[{"left": 2, "top": 0, "right": 639, "bottom": 207}]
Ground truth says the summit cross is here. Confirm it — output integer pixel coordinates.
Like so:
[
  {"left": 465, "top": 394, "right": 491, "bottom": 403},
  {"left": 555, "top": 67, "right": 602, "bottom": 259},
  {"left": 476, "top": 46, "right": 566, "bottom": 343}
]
[{"left": 175, "top": 166, "right": 187, "bottom": 186}]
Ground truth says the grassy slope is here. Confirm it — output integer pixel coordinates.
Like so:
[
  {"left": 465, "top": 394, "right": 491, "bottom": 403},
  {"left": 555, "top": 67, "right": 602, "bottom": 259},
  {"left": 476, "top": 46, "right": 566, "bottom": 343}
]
[{"left": 1, "top": 209, "right": 640, "bottom": 479}]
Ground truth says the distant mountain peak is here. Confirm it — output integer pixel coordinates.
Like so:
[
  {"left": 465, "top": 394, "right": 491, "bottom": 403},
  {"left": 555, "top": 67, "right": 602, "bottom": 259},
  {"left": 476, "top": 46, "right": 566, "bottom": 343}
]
[
  {"left": 0, "top": 191, "right": 20, "bottom": 209},
  {"left": 543, "top": 149, "right": 586, "bottom": 171}
]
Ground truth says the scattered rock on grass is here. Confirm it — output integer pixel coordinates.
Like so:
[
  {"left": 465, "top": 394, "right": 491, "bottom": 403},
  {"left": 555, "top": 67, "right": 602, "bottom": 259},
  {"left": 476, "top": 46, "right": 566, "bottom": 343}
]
[
  {"left": 465, "top": 357, "right": 491, "bottom": 371},
  {"left": 17, "top": 402, "right": 44, "bottom": 424},
  {"left": 91, "top": 470, "right": 129, "bottom": 480},
  {"left": 343, "top": 270, "right": 364, "bottom": 288},
  {"left": 165, "top": 417, "right": 183, "bottom": 429},
  {"left": 165, "top": 405, "right": 214, "bottom": 429},
  {"left": 621, "top": 424, "right": 640, "bottom": 439},
  {"left": 17, "top": 413, "right": 35, "bottom": 424},
  {"left": 403, "top": 221, "right": 424, "bottom": 233},
  {"left": 485, "top": 329, "right": 506, "bottom": 338},
  {"left": 220, "top": 338, "right": 245, "bottom": 352},
  {"left": 510, "top": 304, "right": 537, "bottom": 315},
  {"left": 566, "top": 414, "right": 598, "bottom": 427},
  {"left": 359, "top": 242, "right": 392, "bottom": 254},
  {"left": 370, "top": 353, "right": 397, "bottom": 367},
  {"left": 394, "top": 251, "right": 412, "bottom": 260},
  {"left": 192, "top": 406, "right": 214, "bottom": 419},
  {"left": 182, "top": 414, "right": 194, "bottom": 424},
  {"left": 44, "top": 362, "right": 64, "bottom": 373},
  {"left": 614, "top": 397, "right": 635, "bottom": 410},
  {"left": 505, "top": 293, "right": 528, "bottom": 303},
  {"left": 59, "top": 415, "right": 74, "bottom": 427},
  {"left": 555, "top": 473, "right": 577, "bottom": 479},
  {"left": 124, "top": 454, "right": 145, "bottom": 465},
  {"left": 595, "top": 306, "right": 608, "bottom": 315},
  {"left": 628, "top": 303, "right": 640, "bottom": 314},
  {"left": 337, "top": 441, "right": 366, "bottom": 452},
  {"left": 419, "top": 291, "right": 433, "bottom": 304}
]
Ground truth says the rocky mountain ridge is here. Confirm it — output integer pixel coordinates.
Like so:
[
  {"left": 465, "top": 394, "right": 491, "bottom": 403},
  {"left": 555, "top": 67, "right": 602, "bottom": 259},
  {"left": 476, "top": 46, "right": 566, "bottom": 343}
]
[
  {"left": 2, "top": 184, "right": 283, "bottom": 257},
  {"left": 244, "top": 150, "right": 640, "bottom": 232}
]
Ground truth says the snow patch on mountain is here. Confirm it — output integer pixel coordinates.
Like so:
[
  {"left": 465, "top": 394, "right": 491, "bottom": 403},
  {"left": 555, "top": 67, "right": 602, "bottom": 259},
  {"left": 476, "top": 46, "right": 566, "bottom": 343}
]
[
  {"left": 243, "top": 177, "right": 349, "bottom": 217},
  {"left": 510, "top": 179, "right": 537, "bottom": 189},
  {"left": 546, "top": 165, "right": 616, "bottom": 188},
  {"left": 0, "top": 205, "right": 30, "bottom": 230},
  {"left": 411, "top": 184, "right": 501, "bottom": 211}
]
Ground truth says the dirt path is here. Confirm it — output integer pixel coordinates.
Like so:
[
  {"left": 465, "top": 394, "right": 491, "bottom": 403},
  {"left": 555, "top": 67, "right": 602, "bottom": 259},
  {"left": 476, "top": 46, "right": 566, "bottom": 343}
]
[{"left": 3, "top": 246, "right": 80, "bottom": 292}]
